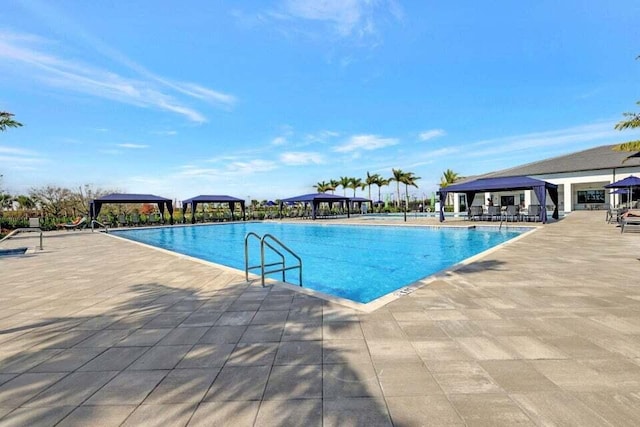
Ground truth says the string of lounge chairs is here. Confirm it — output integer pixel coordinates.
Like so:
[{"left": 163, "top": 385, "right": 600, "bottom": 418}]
[{"left": 466, "top": 204, "right": 543, "bottom": 222}]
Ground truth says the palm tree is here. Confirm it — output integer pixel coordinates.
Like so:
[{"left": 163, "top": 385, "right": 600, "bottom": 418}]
[
  {"left": 400, "top": 172, "right": 421, "bottom": 221},
  {"left": 613, "top": 101, "right": 640, "bottom": 161},
  {"left": 612, "top": 56, "right": 640, "bottom": 159},
  {"left": 0, "top": 111, "right": 22, "bottom": 132},
  {"left": 338, "top": 176, "right": 351, "bottom": 196},
  {"left": 329, "top": 179, "right": 339, "bottom": 195},
  {"left": 365, "top": 172, "right": 380, "bottom": 201},
  {"left": 391, "top": 168, "right": 406, "bottom": 208},
  {"left": 374, "top": 176, "right": 390, "bottom": 205},
  {"left": 440, "top": 169, "right": 460, "bottom": 206},
  {"left": 313, "top": 181, "right": 332, "bottom": 193},
  {"left": 348, "top": 177, "right": 363, "bottom": 197}
]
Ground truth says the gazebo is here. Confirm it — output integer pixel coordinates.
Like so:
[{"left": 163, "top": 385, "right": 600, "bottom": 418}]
[
  {"left": 182, "top": 195, "right": 246, "bottom": 223},
  {"left": 90, "top": 193, "right": 174, "bottom": 224},
  {"left": 438, "top": 176, "right": 559, "bottom": 223},
  {"left": 279, "top": 193, "right": 351, "bottom": 220}
]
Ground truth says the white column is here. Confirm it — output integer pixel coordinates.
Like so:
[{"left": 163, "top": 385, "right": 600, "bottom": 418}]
[{"left": 563, "top": 183, "right": 573, "bottom": 212}]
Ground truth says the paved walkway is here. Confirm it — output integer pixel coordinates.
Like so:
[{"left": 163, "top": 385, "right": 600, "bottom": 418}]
[{"left": 1, "top": 211, "right": 640, "bottom": 426}]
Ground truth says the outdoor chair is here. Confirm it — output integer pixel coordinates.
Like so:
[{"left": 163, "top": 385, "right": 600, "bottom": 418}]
[
  {"left": 59, "top": 216, "right": 87, "bottom": 230},
  {"left": 525, "top": 204, "right": 542, "bottom": 222},
  {"left": 487, "top": 205, "right": 502, "bottom": 221},
  {"left": 117, "top": 213, "right": 127, "bottom": 227},
  {"left": 620, "top": 209, "right": 640, "bottom": 233},
  {"left": 504, "top": 205, "right": 520, "bottom": 222},
  {"left": 468, "top": 205, "right": 484, "bottom": 221},
  {"left": 130, "top": 213, "right": 140, "bottom": 226}
]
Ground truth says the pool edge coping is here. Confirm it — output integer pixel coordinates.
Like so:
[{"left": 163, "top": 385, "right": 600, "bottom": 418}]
[{"left": 102, "top": 223, "right": 538, "bottom": 312}]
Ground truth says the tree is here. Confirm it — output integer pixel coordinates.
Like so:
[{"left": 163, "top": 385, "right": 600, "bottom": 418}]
[
  {"left": 348, "top": 177, "right": 363, "bottom": 197},
  {"left": 0, "top": 111, "right": 22, "bottom": 132},
  {"left": 391, "top": 168, "right": 406, "bottom": 208},
  {"left": 329, "top": 179, "right": 339, "bottom": 195},
  {"left": 338, "top": 176, "right": 351, "bottom": 196},
  {"left": 374, "top": 176, "right": 390, "bottom": 205},
  {"left": 365, "top": 172, "right": 380, "bottom": 201},
  {"left": 400, "top": 172, "right": 421, "bottom": 221},
  {"left": 440, "top": 169, "right": 460, "bottom": 206},
  {"left": 612, "top": 56, "right": 640, "bottom": 159},
  {"left": 313, "top": 181, "right": 332, "bottom": 193},
  {"left": 15, "top": 195, "right": 35, "bottom": 210}
]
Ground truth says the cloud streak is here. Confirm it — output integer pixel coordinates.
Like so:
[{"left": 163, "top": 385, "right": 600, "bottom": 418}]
[
  {"left": 333, "top": 134, "right": 399, "bottom": 153},
  {"left": 0, "top": 30, "right": 236, "bottom": 123},
  {"left": 418, "top": 129, "right": 446, "bottom": 141}
]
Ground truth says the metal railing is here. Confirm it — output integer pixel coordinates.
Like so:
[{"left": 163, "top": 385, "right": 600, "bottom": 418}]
[
  {"left": 90, "top": 219, "right": 109, "bottom": 232},
  {"left": 244, "top": 232, "right": 302, "bottom": 287},
  {"left": 0, "top": 227, "right": 43, "bottom": 250}
]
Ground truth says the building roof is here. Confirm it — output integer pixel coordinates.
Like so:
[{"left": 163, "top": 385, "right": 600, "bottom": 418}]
[{"left": 478, "top": 144, "right": 640, "bottom": 179}]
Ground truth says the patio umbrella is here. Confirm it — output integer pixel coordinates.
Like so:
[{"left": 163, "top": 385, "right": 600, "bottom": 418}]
[{"left": 605, "top": 175, "right": 640, "bottom": 207}]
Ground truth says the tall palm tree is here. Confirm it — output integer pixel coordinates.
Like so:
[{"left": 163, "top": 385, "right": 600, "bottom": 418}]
[
  {"left": 313, "top": 181, "right": 331, "bottom": 193},
  {"left": 391, "top": 168, "right": 406, "bottom": 208},
  {"left": 400, "top": 172, "right": 421, "bottom": 221},
  {"left": 338, "top": 176, "right": 351, "bottom": 196},
  {"left": 365, "top": 172, "right": 380, "bottom": 201},
  {"left": 440, "top": 169, "right": 460, "bottom": 206},
  {"left": 348, "top": 177, "right": 363, "bottom": 197},
  {"left": 374, "top": 176, "right": 390, "bottom": 204},
  {"left": 329, "top": 179, "right": 339, "bottom": 195},
  {"left": 0, "top": 111, "right": 22, "bottom": 132},
  {"left": 613, "top": 100, "right": 640, "bottom": 161}
]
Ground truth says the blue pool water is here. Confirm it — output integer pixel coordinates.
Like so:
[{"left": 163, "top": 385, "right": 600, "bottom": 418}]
[{"left": 112, "top": 223, "right": 525, "bottom": 303}]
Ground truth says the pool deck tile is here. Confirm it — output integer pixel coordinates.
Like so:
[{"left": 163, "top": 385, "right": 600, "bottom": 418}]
[{"left": 2, "top": 211, "right": 640, "bottom": 425}]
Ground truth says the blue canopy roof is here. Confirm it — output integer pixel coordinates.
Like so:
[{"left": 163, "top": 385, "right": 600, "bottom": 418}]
[
  {"left": 90, "top": 193, "right": 174, "bottom": 224},
  {"left": 442, "top": 176, "right": 557, "bottom": 193},
  {"left": 604, "top": 175, "right": 640, "bottom": 188},
  {"left": 182, "top": 194, "right": 245, "bottom": 223},
  {"left": 279, "top": 193, "right": 350, "bottom": 220},
  {"left": 438, "top": 176, "right": 559, "bottom": 223},
  {"left": 182, "top": 194, "right": 244, "bottom": 204},
  {"left": 280, "top": 193, "right": 350, "bottom": 203}
]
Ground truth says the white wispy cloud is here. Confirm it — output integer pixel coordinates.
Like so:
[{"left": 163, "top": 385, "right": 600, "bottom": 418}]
[
  {"left": 241, "top": 0, "right": 402, "bottom": 46},
  {"left": 152, "top": 130, "right": 178, "bottom": 136},
  {"left": 272, "top": 136, "right": 288, "bottom": 146},
  {"left": 0, "top": 30, "right": 236, "bottom": 122},
  {"left": 464, "top": 122, "right": 624, "bottom": 158},
  {"left": 333, "top": 134, "right": 399, "bottom": 153},
  {"left": 418, "top": 129, "right": 446, "bottom": 141},
  {"left": 280, "top": 151, "right": 324, "bottom": 165},
  {"left": 176, "top": 159, "right": 278, "bottom": 179},
  {"left": 116, "top": 143, "right": 149, "bottom": 149}
]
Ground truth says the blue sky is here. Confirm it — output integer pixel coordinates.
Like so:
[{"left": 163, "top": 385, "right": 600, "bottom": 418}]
[{"left": 1, "top": 0, "right": 640, "bottom": 202}]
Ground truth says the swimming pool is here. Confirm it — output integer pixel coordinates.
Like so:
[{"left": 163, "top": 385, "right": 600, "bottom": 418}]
[{"left": 112, "top": 222, "right": 526, "bottom": 304}]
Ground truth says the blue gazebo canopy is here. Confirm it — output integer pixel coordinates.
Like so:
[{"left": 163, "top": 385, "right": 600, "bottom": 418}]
[
  {"left": 182, "top": 195, "right": 246, "bottom": 223},
  {"left": 279, "top": 193, "right": 350, "bottom": 220},
  {"left": 438, "top": 176, "right": 559, "bottom": 223},
  {"left": 90, "top": 193, "right": 174, "bottom": 224}
]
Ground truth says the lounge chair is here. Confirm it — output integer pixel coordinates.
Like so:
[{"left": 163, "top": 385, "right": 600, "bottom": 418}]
[
  {"left": 621, "top": 210, "right": 640, "bottom": 233},
  {"left": 487, "top": 205, "right": 501, "bottom": 221},
  {"left": 524, "top": 204, "right": 541, "bottom": 222},
  {"left": 59, "top": 216, "right": 87, "bottom": 230},
  {"left": 504, "top": 205, "right": 519, "bottom": 222}
]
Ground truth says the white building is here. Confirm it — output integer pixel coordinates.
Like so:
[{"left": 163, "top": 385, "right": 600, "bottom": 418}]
[{"left": 451, "top": 144, "right": 640, "bottom": 213}]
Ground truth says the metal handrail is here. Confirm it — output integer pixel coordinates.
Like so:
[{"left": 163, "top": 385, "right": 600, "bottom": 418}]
[
  {"left": 91, "top": 220, "right": 109, "bottom": 233},
  {"left": 244, "top": 232, "right": 302, "bottom": 287},
  {"left": 0, "top": 227, "right": 43, "bottom": 250}
]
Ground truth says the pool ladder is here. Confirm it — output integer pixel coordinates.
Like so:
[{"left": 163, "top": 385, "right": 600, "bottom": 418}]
[{"left": 244, "top": 232, "right": 302, "bottom": 287}]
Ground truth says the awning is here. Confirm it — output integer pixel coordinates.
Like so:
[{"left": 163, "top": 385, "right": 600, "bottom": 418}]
[
  {"left": 438, "top": 176, "right": 559, "bottom": 223},
  {"left": 90, "top": 193, "right": 174, "bottom": 224},
  {"left": 279, "top": 193, "right": 351, "bottom": 220},
  {"left": 182, "top": 195, "right": 246, "bottom": 223}
]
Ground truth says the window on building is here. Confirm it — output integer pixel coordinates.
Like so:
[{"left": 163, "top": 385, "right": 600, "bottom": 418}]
[
  {"left": 577, "top": 190, "right": 605, "bottom": 204},
  {"left": 458, "top": 194, "right": 466, "bottom": 211},
  {"left": 500, "top": 195, "right": 515, "bottom": 206}
]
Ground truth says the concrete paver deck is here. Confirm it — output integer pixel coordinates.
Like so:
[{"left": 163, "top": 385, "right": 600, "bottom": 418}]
[{"left": 1, "top": 211, "right": 640, "bottom": 425}]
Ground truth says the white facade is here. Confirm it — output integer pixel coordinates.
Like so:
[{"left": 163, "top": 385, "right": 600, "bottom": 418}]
[{"left": 452, "top": 166, "right": 640, "bottom": 213}]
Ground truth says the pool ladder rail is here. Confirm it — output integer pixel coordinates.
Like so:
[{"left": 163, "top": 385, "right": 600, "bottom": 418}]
[{"left": 244, "top": 232, "right": 302, "bottom": 287}]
